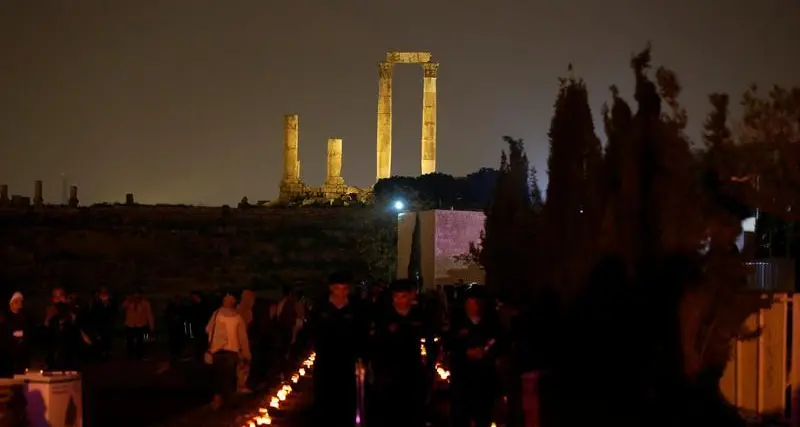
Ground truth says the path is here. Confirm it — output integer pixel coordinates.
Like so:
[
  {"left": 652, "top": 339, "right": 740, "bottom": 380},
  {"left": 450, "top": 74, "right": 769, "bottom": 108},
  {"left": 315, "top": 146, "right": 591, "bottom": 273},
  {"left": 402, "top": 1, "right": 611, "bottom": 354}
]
[
  {"left": 82, "top": 352, "right": 212, "bottom": 427},
  {"left": 150, "top": 353, "right": 316, "bottom": 427}
]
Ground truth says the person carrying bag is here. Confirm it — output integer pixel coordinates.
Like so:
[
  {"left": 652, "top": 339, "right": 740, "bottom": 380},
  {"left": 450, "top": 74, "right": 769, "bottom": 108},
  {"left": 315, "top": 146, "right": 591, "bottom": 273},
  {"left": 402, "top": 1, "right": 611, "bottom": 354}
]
[{"left": 205, "top": 294, "right": 251, "bottom": 410}]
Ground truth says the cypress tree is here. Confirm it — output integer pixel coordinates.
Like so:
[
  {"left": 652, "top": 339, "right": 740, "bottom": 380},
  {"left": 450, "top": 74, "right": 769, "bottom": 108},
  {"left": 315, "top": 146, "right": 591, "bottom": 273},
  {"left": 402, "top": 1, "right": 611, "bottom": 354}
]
[
  {"left": 407, "top": 211, "right": 422, "bottom": 289},
  {"left": 542, "top": 68, "right": 603, "bottom": 294},
  {"left": 529, "top": 166, "right": 544, "bottom": 213},
  {"left": 534, "top": 46, "right": 771, "bottom": 427},
  {"left": 652, "top": 65, "right": 705, "bottom": 255},
  {"left": 477, "top": 136, "right": 534, "bottom": 299},
  {"left": 599, "top": 86, "right": 638, "bottom": 263},
  {"left": 702, "top": 93, "right": 733, "bottom": 175}
]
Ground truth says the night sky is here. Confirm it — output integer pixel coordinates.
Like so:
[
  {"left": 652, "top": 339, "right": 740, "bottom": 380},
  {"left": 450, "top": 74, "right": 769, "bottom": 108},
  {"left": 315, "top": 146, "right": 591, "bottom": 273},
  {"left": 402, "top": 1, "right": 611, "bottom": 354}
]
[{"left": 1, "top": 1, "right": 798, "bottom": 205}]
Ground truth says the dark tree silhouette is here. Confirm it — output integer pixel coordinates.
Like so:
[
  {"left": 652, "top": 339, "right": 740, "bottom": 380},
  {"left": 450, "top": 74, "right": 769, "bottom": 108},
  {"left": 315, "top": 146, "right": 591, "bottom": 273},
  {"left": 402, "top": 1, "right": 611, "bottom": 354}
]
[
  {"left": 515, "top": 47, "right": 771, "bottom": 427},
  {"left": 407, "top": 211, "right": 422, "bottom": 289},
  {"left": 464, "top": 168, "right": 501, "bottom": 208},
  {"left": 373, "top": 171, "right": 498, "bottom": 211},
  {"left": 472, "top": 136, "right": 539, "bottom": 300},
  {"left": 542, "top": 70, "right": 604, "bottom": 295},
  {"left": 529, "top": 165, "right": 544, "bottom": 212}
]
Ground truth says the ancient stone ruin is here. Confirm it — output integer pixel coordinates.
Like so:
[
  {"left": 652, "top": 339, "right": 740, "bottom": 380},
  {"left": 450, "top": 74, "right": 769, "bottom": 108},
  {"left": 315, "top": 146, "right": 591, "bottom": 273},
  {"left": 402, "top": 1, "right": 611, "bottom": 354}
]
[{"left": 278, "top": 51, "right": 439, "bottom": 202}]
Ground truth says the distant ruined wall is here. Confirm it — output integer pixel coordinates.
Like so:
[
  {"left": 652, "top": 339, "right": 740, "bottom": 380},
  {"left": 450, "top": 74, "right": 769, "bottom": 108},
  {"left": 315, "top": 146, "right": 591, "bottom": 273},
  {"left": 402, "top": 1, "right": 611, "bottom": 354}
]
[{"left": 0, "top": 206, "right": 396, "bottom": 298}]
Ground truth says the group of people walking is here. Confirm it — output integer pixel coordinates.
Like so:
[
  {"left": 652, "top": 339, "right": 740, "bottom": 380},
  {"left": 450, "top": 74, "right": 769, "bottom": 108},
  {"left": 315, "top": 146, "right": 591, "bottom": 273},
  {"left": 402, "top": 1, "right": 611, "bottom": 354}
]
[
  {"left": 203, "top": 286, "right": 307, "bottom": 409},
  {"left": 308, "top": 272, "right": 502, "bottom": 427},
  {"left": 0, "top": 274, "right": 508, "bottom": 427},
  {"left": 0, "top": 285, "right": 308, "bottom": 394}
]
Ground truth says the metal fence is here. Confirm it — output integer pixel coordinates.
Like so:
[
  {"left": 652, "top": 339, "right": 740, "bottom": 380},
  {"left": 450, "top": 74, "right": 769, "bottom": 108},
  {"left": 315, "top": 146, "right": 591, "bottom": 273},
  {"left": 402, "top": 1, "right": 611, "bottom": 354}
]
[{"left": 745, "top": 259, "right": 795, "bottom": 291}]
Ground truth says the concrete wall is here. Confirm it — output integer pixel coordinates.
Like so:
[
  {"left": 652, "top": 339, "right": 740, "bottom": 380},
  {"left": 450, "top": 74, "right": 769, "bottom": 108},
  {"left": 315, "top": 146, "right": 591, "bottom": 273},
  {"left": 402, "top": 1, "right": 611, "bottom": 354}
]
[{"left": 396, "top": 209, "right": 485, "bottom": 289}]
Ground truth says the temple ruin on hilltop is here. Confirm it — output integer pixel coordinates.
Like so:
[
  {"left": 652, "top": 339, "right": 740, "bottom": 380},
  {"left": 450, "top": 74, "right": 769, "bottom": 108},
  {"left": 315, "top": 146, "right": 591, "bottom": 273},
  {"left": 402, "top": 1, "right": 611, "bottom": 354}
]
[{"left": 278, "top": 51, "right": 439, "bottom": 202}]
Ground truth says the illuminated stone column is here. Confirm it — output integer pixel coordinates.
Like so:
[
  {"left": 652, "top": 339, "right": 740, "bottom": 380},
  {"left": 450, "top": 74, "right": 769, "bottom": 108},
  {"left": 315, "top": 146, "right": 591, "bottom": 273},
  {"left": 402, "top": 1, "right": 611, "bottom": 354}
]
[
  {"left": 282, "top": 114, "right": 300, "bottom": 183},
  {"left": 376, "top": 62, "right": 393, "bottom": 181},
  {"left": 34, "top": 180, "right": 43, "bottom": 206},
  {"left": 326, "top": 138, "right": 344, "bottom": 185},
  {"left": 420, "top": 62, "right": 438, "bottom": 175}
]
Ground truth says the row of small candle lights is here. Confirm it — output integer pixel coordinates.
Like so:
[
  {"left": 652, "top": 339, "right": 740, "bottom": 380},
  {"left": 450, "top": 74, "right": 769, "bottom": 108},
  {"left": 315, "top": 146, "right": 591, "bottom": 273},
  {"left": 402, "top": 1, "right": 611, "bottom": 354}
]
[{"left": 241, "top": 352, "right": 316, "bottom": 426}]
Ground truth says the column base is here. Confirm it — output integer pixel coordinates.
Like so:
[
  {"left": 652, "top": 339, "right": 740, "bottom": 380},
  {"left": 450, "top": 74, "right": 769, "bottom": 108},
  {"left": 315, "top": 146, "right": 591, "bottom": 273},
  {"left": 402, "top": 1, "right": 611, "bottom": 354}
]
[
  {"left": 322, "top": 180, "right": 348, "bottom": 200},
  {"left": 279, "top": 180, "right": 307, "bottom": 202}
]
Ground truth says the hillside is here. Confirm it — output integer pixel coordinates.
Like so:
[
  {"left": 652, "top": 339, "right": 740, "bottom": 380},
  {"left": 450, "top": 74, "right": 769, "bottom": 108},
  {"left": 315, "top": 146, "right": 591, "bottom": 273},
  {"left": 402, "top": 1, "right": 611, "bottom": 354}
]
[{"left": 0, "top": 205, "right": 397, "bottom": 298}]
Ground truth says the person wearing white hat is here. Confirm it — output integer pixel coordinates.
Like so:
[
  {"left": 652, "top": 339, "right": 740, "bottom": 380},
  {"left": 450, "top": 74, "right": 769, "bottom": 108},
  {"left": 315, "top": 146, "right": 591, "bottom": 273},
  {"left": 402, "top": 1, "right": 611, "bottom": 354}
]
[{"left": 0, "top": 291, "right": 32, "bottom": 377}]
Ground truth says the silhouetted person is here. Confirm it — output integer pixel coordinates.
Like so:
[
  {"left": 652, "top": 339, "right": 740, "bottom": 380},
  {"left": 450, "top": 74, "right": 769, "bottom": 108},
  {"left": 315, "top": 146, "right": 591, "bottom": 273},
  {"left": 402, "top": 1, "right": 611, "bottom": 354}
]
[
  {"left": 187, "top": 291, "right": 211, "bottom": 360},
  {"left": 164, "top": 295, "right": 185, "bottom": 365},
  {"left": 44, "top": 287, "right": 67, "bottom": 324},
  {"left": 44, "top": 287, "right": 68, "bottom": 367},
  {"left": 310, "top": 271, "right": 367, "bottom": 427},
  {"left": 293, "top": 289, "right": 309, "bottom": 351},
  {"left": 448, "top": 288, "right": 501, "bottom": 427},
  {"left": 372, "top": 279, "right": 429, "bottom": 427},
  {"left": 89, "top": 287, "right": 116, "bottom": 361},
  {"left": 236, "top": 289, "right": 256, "bottom": 393},
  {"left": 273, "top": 285, "right": 298, "bottom": 358},
  {"left": 0, "top": 292, "right": 33, "bottom": 377},
  {"left": 46, "top": 302, "right": 85, "bottom": 371},
  {"left": 363, "top": 282, "right": 388, "bottom": 320},
  {"left": 247, "top": 297, "right": 274, "bottom": 388},
  {"left": 122, "top": 288, "right": 154, "bottom": 360}
]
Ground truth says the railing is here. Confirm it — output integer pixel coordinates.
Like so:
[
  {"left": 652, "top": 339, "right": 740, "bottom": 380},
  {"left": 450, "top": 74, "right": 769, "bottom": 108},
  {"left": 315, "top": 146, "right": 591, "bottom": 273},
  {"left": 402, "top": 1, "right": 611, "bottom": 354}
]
[{"left": 745, "top": 259, "right": 795, "bottom": 291}]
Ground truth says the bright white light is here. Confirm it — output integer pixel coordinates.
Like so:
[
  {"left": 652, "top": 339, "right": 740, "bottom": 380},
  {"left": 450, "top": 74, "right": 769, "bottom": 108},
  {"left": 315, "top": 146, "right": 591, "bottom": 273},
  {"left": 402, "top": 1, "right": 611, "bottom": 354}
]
[
  {"left": 742, "top": 216, "right": 756, "bottom": 233},
  {"left": 393, "top": 200, "right": 404, "bottom": 211}
]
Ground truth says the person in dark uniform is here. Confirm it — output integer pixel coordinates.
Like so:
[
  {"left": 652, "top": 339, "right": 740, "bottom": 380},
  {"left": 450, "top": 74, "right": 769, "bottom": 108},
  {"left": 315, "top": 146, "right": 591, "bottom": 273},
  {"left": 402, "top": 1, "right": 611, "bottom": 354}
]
[
  {"left": 372, "top": 279, "right": 429, "bottom": 427},
  {"left": 164, "top": 295, "right": 185, "bottom": 366},
  {"left": 46, "top": 301, "right": 86, "bottom": 371},
  {"left": 89, "top": 287, "right": 117, "bottom": 361},
  {"left": 448, "top": 287, "right": 501, "bottom": 427},
  {"left": 309, "top": 271, "right": 368, "bottom": 427}
]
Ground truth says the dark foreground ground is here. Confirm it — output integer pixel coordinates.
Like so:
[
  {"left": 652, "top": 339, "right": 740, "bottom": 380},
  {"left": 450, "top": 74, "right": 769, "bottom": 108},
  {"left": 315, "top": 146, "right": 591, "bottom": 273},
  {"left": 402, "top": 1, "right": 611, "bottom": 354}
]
[
  {"left": 80, "top": 342, "right": 457, "bottom": 427},
  {"left": 83, "top": 354, "right": 211, "bottom": 427},
  {"left": 81, "top": 345, "right": 313, "bottom": 427}
]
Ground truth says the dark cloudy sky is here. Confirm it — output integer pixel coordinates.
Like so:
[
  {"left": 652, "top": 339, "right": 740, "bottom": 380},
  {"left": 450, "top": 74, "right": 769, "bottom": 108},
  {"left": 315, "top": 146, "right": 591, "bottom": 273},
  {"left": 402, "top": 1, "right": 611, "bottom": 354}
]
[{"left": 1, "top": 1, "right": 798, "bottom": 205}]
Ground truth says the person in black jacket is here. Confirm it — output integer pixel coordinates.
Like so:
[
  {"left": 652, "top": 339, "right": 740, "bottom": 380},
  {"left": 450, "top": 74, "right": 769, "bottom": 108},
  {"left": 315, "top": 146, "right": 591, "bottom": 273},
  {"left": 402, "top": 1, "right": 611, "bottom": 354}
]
[
  {"left": 309, "top": 271, "right": 368, "bottom": 427},
  {"left": 46, "top": 302, "right": 85, "bottom": 371},
  {"left": 0, "top": 292, "right": 33, "bottom": 377},
  {"left": 186, "top": 291, "right": 212, "bottom": 361},
  {"left": 447, "top": 287, "right": 501, "bottom": 427},
  {"left": 371, "top": 279, "right": 429, "bottom": 427},
  {"left": 164, "top": 295, "right": 185, "bottom": 366},
  {"left": 89, "top": 287, "right": 117, "bottom": 361}
]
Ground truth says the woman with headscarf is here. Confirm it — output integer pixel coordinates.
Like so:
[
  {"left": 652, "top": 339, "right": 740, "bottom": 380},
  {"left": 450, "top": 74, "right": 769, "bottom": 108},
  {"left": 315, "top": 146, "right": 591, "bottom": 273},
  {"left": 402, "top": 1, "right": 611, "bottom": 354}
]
[
  {"left": 0, "top": 292, "right": 33, "bottom": 377},
  {"left": 206, "top": 293, "right": 251, "bottom": 410},
  {"left": 236, "top": 289, "right": 256, "bottom": 393}
]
